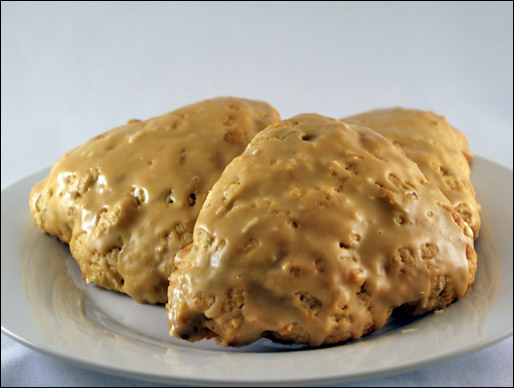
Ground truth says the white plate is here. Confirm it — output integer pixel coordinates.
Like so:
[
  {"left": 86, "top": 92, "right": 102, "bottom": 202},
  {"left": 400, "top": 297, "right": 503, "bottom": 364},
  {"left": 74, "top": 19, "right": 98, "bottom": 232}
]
[{"left": 1, "top": 156, "right": 512, "bottom": 386}]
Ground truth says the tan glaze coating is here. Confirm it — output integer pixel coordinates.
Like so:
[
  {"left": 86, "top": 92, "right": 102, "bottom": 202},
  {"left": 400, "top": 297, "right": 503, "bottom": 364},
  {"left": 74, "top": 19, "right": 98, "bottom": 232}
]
[
  {"left": 168, "top": 114, "right": 477, "bottom": 347},
  {"left": 342, "top": 108, "right": 481, "bottom": 238},
  {"left": 29, "top": 97, "right": 280, "bottom": 304}
]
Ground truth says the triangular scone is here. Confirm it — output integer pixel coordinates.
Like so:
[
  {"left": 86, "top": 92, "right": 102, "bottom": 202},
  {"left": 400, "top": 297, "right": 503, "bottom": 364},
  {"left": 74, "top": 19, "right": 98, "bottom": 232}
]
[
  {"left": 168, "top": 113, "right": 476, "bottom": 347},
  {"left": 29, "top": 97, "right": 280, "bottom": 304},
  {"left": 342, "top": 108, "right": 480, "bottom": 238}
]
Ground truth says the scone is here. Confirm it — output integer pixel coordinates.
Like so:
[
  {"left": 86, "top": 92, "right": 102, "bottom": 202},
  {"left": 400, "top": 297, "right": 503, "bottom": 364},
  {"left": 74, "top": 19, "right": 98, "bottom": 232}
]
[
  {"left": 29, "top": 97, "right": 280, "bottom": 304},
  {"left": 167, "top": 114, "right": 477, "bottom": 347},
  {"left": 342, "top": 108, "right": 481, "bottom": 238}
]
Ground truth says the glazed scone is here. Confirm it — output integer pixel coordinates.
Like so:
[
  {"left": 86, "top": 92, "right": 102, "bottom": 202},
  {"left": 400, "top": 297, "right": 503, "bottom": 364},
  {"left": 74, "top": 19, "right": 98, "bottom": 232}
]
[
  {"left": 342, "top": 108, "right": 481, "bottom": 238},
  {"left": 29, "top": 97, "right": 280, "bottom": 304},
  {"left": 167, "top": 114, "right": 477, "bottom": 347}
]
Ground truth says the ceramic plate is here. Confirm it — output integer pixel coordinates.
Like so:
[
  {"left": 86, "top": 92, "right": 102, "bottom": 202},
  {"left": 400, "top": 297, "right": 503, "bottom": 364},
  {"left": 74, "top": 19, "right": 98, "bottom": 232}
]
[{"left": 1, "top": 156, "right": 512, "bottom": 386}]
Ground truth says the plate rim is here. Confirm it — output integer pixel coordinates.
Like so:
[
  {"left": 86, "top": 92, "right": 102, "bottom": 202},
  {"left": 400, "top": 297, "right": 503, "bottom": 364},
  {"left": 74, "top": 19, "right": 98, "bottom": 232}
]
[{"left": 2, "top": 324, "right": 512, "bottom": 386}]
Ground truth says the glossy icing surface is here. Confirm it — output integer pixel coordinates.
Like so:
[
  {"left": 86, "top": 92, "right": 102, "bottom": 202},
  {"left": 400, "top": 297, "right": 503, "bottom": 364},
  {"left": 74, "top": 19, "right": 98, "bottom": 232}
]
[
  {"left": 29, "top": 97, "right": 280, "bottom": 304},
  {"left": 168, "top": 114, "right": 476, "bottom": 346},
  {"left": 342, "top": 108, "right": 480, "bottom": 237}
]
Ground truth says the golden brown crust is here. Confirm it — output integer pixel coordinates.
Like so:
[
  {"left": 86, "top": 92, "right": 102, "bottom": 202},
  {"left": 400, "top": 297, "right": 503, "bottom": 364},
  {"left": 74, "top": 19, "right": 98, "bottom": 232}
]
[
  {"left": 29, "top": 97, "right": 280, "bottom": 304},
  {"left": 167, "top": 113, "right": 476, "bottom": 346}
]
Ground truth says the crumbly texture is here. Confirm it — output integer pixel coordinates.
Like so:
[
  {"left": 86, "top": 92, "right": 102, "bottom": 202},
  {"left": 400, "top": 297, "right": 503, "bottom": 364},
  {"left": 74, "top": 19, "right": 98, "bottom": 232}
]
[
  {"left": 342, "top": 108, "right": 481, "bottom": 238},
  {"left": 167, "top": 114, "right": 477, "bottom": 347},
  {"left": 29, "top": 97, "right": 280, "bottom": 304}
]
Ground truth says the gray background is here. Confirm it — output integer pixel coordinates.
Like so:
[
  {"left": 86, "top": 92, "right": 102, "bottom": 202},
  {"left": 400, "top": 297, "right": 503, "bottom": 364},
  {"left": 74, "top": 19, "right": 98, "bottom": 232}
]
[
  {"left": 1, "top": 1, "right": 512, "bottom": 187},
  {"left": 1, "top": 2, "right": 512, "bottom": 386}
]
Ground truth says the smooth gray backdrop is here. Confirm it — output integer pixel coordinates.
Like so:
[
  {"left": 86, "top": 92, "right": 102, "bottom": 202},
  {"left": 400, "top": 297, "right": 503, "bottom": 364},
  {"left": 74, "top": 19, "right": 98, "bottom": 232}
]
[{"left": 2, "top": 2, "right": 513, "bottom": 187}]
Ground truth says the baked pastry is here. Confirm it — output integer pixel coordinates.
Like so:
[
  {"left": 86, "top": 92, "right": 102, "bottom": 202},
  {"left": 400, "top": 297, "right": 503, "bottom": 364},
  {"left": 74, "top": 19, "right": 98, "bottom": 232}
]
[
  {"left": 342, "top": 108, "right": 480, "bottom": 238},
  {"left": 167, "top": 113, "right": 477, "bottom": 346},
  {"left": 29, "top": 97, "right": 280, "bottom": 304}
]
